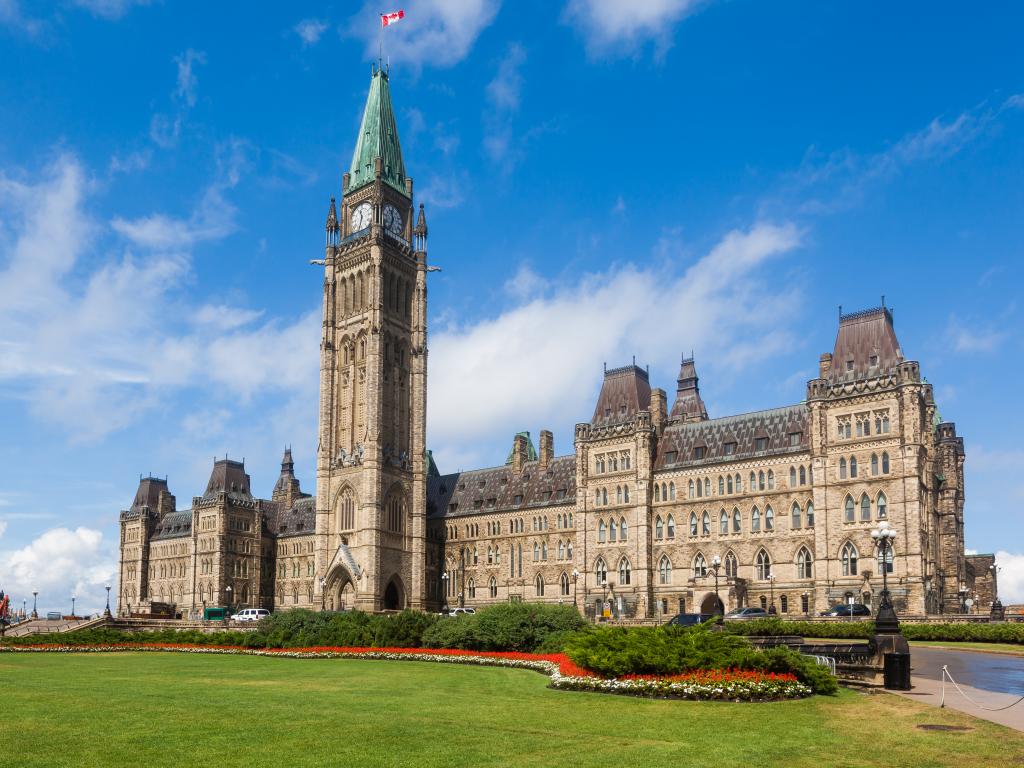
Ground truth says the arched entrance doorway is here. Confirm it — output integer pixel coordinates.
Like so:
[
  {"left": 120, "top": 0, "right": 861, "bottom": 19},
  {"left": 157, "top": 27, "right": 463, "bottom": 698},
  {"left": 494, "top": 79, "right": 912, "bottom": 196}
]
[
  {"left": 700, "top": 592, "right": 724, "bottom": 615},
  {"left": 383, "top": 578, "right": 403, "bottom": 610}
]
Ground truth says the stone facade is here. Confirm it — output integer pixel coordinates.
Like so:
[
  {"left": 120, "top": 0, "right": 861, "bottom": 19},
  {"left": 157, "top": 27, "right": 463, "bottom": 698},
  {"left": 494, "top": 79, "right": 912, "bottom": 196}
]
[{"left": 117, "top": 67, "right": 993, "bottom": 619}]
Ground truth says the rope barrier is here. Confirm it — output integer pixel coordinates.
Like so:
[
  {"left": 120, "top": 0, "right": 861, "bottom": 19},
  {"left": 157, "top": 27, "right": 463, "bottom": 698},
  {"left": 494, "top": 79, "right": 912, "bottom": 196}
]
[{"left": 940, "top": 664, "right": 1024, "bottom": 711}]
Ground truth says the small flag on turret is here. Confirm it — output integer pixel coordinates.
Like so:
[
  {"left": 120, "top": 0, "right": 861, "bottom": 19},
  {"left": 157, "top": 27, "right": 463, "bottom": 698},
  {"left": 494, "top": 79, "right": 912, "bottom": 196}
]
[{"left": 381, "top": 10, "right": 405, "bottom": 27}]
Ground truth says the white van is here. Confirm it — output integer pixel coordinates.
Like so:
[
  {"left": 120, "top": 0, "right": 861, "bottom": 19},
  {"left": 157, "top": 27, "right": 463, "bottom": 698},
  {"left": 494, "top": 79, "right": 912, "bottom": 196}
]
[{"left": 230, "top": 608, "right": 270, "bottom": 622}]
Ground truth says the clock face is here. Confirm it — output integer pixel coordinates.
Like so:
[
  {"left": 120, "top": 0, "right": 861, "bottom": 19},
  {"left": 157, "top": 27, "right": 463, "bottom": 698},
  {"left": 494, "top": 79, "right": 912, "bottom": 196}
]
[
  {"left": 382, "top": 204, "right": 403, "bottom": 236},
  {"left": 350, "top": 202, "right": 371, "bottom": 232}
]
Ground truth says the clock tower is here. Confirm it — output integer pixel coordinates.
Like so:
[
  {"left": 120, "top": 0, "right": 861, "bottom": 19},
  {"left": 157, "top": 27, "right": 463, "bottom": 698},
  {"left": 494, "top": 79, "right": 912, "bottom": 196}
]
[{"left": 315, "top": 65, "right": 430, "bottom": 611}]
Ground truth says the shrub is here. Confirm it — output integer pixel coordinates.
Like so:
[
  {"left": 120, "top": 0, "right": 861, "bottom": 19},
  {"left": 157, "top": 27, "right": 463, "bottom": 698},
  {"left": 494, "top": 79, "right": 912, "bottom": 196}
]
[
  {"left": 721, "top": 618, "right": 1024, "bottom": 645},
  {"left": 422, "top": 603, "right": 586, "bottom": 653},
  {"left": 565, "top": 622, "right": 838, "bottom": 694}
]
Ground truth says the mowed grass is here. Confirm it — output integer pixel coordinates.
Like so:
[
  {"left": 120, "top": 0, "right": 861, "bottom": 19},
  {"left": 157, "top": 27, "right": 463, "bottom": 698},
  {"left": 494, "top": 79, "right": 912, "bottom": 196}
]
[{"left": 1, "top": 653, "right": 1023, "bottom": 768}]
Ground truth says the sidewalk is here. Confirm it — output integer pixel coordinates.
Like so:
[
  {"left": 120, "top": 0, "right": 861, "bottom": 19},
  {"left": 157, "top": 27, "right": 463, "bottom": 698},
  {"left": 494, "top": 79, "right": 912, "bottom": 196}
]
[{"left": 891, "top": 674, "right": 1024, "bottom": 732}]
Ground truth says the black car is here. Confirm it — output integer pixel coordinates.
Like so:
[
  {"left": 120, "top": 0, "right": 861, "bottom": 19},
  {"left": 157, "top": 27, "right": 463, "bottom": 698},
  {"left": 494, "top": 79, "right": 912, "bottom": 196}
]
[
  {"left": 665, "top": 612, "right": 718, "bottom": 627},
  {"left": 820, "top": 603, "right": 871, "bottom": 617}
]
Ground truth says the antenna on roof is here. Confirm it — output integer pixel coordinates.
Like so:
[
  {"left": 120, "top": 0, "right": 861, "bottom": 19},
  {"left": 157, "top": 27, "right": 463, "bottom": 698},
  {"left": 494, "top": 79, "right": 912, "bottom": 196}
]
[
  {"left": 838, "top": 304, "right": 842, "bottom": 320},
  {"left": 603, "top": 362, "right": 607, "bottom": 373},
  {"left": 881, "top": 295, "right": 886, "bottom": 308},
  {"left": 632, "top": 355, "right": 636, "bottom": 366}
]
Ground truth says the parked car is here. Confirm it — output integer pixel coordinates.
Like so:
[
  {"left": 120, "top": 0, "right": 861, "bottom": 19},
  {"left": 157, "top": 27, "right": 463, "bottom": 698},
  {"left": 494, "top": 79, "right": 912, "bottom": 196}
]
[
  {"left": 445, "top": 607, "right": 477, "bottom": 617},
  {"left": 723, "top": 607, "right": 769, "bottom": 621},
  {"left": 665, "top": 613, "right": 718, "bottom": 627},
  {"left": 820, "top": 603, "right": 871, "bottom": 617},
  {"left": 230, "top": 608, "right": 270, "bottom": 622}
]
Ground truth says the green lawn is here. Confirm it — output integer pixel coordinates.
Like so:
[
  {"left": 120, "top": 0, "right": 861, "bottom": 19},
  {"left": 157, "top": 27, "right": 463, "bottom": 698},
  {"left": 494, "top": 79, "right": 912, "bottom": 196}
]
[{"left": 1, "top": 653, "right": 1022, "bottom": 768}]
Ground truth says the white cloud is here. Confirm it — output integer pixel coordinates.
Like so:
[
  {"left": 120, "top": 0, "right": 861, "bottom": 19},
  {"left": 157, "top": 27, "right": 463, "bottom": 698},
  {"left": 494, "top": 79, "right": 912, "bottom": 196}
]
[
  {"left": 419, "top": 172, "right": 467, "bottom": 209},
  {"left": 427, "top": 222, "right": 802, "bottom": 468},
  {"left": 108, "top": 149, "right": 152, "bottom": 176},
  {"left": 0, "top": 0, "right": 44, "bottom": 37},
  {"left": 111, "top": 137, "right": 249, "bottom": 248},
  {"left": 349, "top": 0, "right": 501, "bottom": 69},
  {"left": 563, "top": 0, "right": 705, "bottom": 58},
  {"left": 0, "top": 520, "right": 7, "bottom": 538},
  {"left": 0, "top": 526, "right": 116, "bottom": 615},
  {"left": 779, "top": 102, "right": 1013, "bottom": 216},
  {"left": 0, "top": 152, "right": 319, "bottom": 442},
  {"left": 148, "top": 49, "right": 206, "bottom": 149},
  {"left": 995, "top": 551, "right": 1024, "bottom": 604},
  {"left": 484, "top": 43, "right": 530, "bottom": 167},
  {"left": 72, "top": 0, "right": 150, "bottom": 20},
  {"left": 174, "top": 49, "right": 206, "bottom": 108},
  {"left": 486, "top": 42, "right": 526, "bottom": 112},
  {"left": 946, "top": 315, "right": 1007, "bottom": 354},
  {"left": 294, "top": 18, "right": 328, "bottom": 46}
]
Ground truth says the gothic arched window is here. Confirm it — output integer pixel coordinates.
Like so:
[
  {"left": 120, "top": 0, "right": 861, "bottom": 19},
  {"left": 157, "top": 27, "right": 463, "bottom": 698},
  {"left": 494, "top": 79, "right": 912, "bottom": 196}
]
[
  {"left": 667, "top": 514, "right": 676, "bottom": 539},
  {"left": 751, "top": 506, "right": 761, "bottom": 533},
  {"left": 844, "top": 495, "right": 855, "bottom": 522},
  {"left": 719, "top": 509, "right": 728, "bottom": 535},
  {"left": 796, "top": 547, "right": 813, "bottom": 579},
  {"left": 725, "top": 551, "right": 738, "bottom": 578},
  {"left": 655, "top": 516, "right": 664, "bottom": 540},
  {"left": 733, "top": 507, "right": 741, "bottom": 533},
  {"left": 877, "top": 492, "right": 888, "bottom": 519},
  {"left": 765, "top": 505, "right": 774, "bottom": 531},
  {"left": 689, "top": 512, "right": 698, "bottom": 536},
  {"left": 755, "top": 549, "right": 771, "bottom": 580},
  {"left": 841, "top": 542, "right": 859, "bottom": 576},
  {"left": 860, "top": 493, "right": 871, "bottom": 521},
  {"left": 659, "top": 555, "right": 672, "bottom": 585},
  {"left": 701, "top": 511, "right": 711, "bottom": 535},
  {"left": 693, "top": 552, "right": 708, "bottom": 578},
  {"left": 618, "top": 557, "right": 631, "bottom": 585}
]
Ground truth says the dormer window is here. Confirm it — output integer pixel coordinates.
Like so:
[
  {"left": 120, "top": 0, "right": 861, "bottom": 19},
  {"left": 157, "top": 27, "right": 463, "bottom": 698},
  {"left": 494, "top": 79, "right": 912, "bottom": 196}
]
[
  {"left": 723, "top": 442, "right": 736, "bottom": 456},
  {"left": 788, "top": 432, "right": 801, "bottom": 447},
  {"left": 664, "top": 451, "right": 678, "bottom": 464},
  {"left": 605, "top": 407, "right": 611, "bottom": 417},
  {"left": 619, "top": 404, "right": 627, "bottom": 415},
  {"left": 846, "top": 360, "right": 854, "bottom": 371},
  {"left": 869, "top": 354, "right": 878, "bottom": 366},
  {"left": 693, "top": 446, "right": 705, "bottom": 460},
  {"left": 755, "top": 437, "right": 768, "bottom": 451},
  {"left": 458, "top": 483, "right": 466, "bottom": 491}
]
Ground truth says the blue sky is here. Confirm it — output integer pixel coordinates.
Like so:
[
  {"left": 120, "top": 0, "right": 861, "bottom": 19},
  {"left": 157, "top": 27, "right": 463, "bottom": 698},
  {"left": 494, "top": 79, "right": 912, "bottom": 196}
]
[{"left": 1, "top": 0, "right": 1022, "bottom": 614}]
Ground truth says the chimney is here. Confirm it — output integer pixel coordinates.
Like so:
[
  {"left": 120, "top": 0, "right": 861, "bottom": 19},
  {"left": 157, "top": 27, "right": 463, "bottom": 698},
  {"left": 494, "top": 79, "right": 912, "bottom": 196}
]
[
  {"left": 650, "top": 388, "right": 667, "bottom": 436},
  {"left": 512, "top": 434, "right": 527, "bottom": 475},
  {"left": 819, "top": 353, "right": 832, "bottom": 379},
  {"left": 539, "top": 430, "right": 553, "bottom": 471}
]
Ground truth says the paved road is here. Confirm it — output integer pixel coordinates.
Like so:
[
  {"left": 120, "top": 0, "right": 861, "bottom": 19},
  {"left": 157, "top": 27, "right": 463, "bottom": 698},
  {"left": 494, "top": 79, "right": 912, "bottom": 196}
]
[{"left": 912, "top": 646, "right": 1024, "bottom": 696}]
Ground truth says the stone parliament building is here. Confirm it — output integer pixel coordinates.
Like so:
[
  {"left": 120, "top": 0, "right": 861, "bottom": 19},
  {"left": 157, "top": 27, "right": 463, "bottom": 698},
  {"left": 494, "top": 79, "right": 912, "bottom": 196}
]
[{"left": 118, "top": 67, "right": 997, "bottom": 620}]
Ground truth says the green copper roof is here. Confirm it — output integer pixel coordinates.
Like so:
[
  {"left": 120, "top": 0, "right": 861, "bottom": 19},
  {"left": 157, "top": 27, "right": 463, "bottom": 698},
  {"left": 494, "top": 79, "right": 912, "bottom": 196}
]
[
  {"left": 346, "top": 68, "right": 407, "bottom": 195},
  {"left": 505, "top": 432, "right": 538, "bottom": 465}
]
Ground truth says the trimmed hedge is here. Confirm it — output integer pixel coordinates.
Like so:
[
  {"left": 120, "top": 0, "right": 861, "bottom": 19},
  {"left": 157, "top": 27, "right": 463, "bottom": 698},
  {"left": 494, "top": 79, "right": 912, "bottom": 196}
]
[
  {"left": 564, "top": 622, "right": 838, "bottom": 694},
  {"left": 421, "top": 603, "right": 586, "bottom": 652},
  {"left": 720, "top": 618, "right": 1024, "bottom": 645},
  {"left": 2, "top": 604, "right": 586, "bottom": 655}
]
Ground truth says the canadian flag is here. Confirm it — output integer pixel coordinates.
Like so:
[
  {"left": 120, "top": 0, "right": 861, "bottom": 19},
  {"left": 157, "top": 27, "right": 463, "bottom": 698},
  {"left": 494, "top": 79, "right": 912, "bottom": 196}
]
[{"left": 381, "top": 10, "right": 405, "bottom": 27}]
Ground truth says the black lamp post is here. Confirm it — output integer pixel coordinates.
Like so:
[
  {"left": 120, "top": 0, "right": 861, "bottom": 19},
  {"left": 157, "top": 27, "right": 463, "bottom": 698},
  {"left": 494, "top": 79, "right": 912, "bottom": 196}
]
[
  {"left": 871, "top": 521, "right": 899, "bottom": 633},
  {"left": 710, "top": 555, "right": 723, "bottom": 614},
  {"left": 71, "top": 595, "right": 76, "bottom": 618},
  {"left": 319, "top": 577, "right": 327, "bottom": 611},
  {"left": 32, "top": 591, "right": 38, "bottom": 620},
  {"left": 104, "top": 585, "right": 111, "bottom": 617},
  {"left": 225, "top": 585, "right": 233, "bottom": 618},
  {"left": 572, "top": 569, "right": 579, "bottom": 609},
  {"left": 441, "top": 572, "right": 449, "bottom": 613},
  {"left": 767, "top": 575, "right": 777, "bottom": 615}
]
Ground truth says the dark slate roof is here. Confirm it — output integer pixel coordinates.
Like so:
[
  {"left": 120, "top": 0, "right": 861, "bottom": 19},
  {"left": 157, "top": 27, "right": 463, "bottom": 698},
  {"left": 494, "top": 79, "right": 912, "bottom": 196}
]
[
  {"left": 203, "top": 459, "right": 253, "bottom": 502},
  {"left": 273, "top": 496, "right": 316, "bottom": 538},
  {"left": 591, "top": 364, "right": 651, "bottom": 426},
  {"left": 829, "top": 307, "right": 904, "bottom": 382},
  {"left": 151, "top": 510, "right": 193, "bottom": 541},
  {"left": 131, "top": 476, "right": 168, "bottom": 511},
  {"left": 655, "top": 404, "right": 809, "bottom": 470},
  {"left": 428, "top": 456, "right": 577, "bottom": 519},
  {"left": 669, "top": 357, "right": 708, "bottom": 422}
]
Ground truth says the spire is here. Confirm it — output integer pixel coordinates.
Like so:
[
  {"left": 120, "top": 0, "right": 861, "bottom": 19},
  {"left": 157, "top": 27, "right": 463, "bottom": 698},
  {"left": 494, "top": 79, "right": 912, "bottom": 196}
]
[
  {"left": 415, "top": 203, "right": 427, "bottom": 236},
  {"left": 346, "top": 67, "right": 407, "bottom": 196},
  {"left": 414, "top": 203, "right": 428, "bottom": 251},
  {"left": 669, "top": 355, "right": 708, "bottom": 423},
  {"left": 325, "top": 197, "right": 339, "bottom": 246},
  {"left": 326, "top": 197, "right": 338, "bottom": 232},
  {"left": 281, "top": 446, "right": 294, "bottom": 475}
]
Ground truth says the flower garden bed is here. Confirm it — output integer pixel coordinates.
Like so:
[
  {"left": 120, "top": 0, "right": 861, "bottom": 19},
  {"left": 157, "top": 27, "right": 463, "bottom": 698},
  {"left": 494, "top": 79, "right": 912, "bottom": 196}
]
[{"left": 0, "top": 642, "right": 811, "bottom": 701}]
